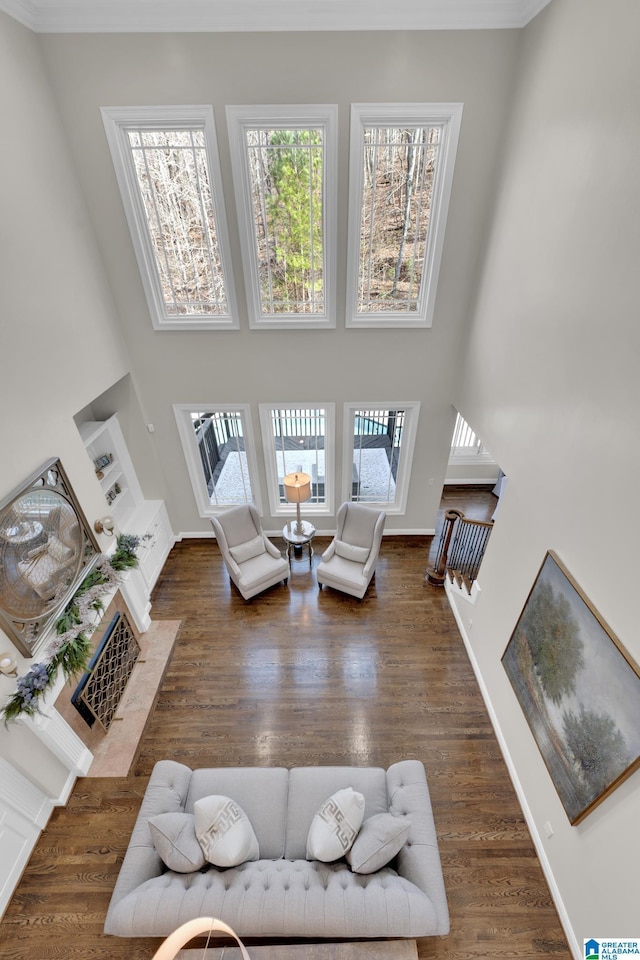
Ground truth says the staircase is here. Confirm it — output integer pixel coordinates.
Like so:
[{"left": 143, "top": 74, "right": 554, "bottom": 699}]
[{"left": 426, "top": 508, "right": 493, "bottom": 593}]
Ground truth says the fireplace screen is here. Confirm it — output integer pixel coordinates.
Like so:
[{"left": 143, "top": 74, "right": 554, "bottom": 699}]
[{"left": 71, "top": 611, "right": 140, "bottom": 732}]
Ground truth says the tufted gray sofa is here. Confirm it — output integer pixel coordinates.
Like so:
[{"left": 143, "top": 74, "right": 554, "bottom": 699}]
[{"left": 104, "top": 759, "right": 449, "bottom": 940}]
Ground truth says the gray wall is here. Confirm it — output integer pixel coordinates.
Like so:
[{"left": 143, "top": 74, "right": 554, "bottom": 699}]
[
  {"left": 36, "top": 28, "right": 521, "bottom": 535},
  {"left": 0, "top": 10, "right": 131, "bottom": 788},
  {"left": 451, "top": 0, "right": 640, "bottom": 948}
]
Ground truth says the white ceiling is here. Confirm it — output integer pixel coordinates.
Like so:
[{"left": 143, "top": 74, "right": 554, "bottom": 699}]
[{"left": 0, "top": 0, "right": 552, "bottom": 33}]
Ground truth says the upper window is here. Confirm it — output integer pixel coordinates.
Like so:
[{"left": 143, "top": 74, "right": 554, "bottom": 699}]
[
  {"left": 102, "top": 106, "right": 238, "bottom": 331},
  {"left": 344, "top": 403, "right": 420, "bottom": 513},
  {"left": 227, "top": 106, "right": 338, "bottom": 329},
  {"left": 259, "top": 405, "right": 335, "bottom": 516},
  {"left": 449, "top": 412, "right": 496, "bottom": 463},
  {"left": 346, "top": 103, "right": 462, "bottom": 329},
  {"left": 173, "top": 405, "right": 260, "bottom": 516}
]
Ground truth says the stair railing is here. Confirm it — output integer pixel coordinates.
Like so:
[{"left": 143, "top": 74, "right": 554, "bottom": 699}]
[{"left": 426, "top": 509, "right": 493, "bottom": 592}]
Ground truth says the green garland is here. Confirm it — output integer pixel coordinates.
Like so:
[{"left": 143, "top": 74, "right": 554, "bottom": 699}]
[{"left": 1, "top": 535, "right": 141, "bottom": 725}]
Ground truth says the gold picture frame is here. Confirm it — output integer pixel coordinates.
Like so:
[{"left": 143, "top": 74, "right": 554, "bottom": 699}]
[{"left": 502, "top": 550, "right": 640, "bottom": 824}]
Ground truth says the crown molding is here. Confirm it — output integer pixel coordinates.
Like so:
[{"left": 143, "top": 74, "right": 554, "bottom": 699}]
[
  {"left": 0, "top": 0, "right": 38, "bottom": 30},
  {"left": 0, "top": 0, "right": 554, "bottom": 33}
]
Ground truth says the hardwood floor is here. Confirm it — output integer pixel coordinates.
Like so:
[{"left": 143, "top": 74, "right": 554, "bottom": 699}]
[{"left": 0, "top": 490, "right": 570, "bottom": 960}]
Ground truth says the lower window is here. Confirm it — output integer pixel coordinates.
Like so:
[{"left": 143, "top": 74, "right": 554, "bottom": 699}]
[
  {"left": 173, "top": 405, "right": 260, "bottom": 515},
  {"left": 344, "top": 403, "right": 420, "bottom": 513},
  {"left": 259, "top": 405, "right": 335, "bottom": 517}
]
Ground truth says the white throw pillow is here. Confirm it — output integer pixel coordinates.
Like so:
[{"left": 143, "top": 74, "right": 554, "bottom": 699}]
[
  {"left": 229, "top": 535, "right": 266, "bottom": 564},
  {"left": 148, "top": 812, "right": 206, "bottom": 873},
  {"left": 334, "top": 540, "right": 370, "bottom": 563},
  {"left": 47, "top": 535, "right": 73, "bottom": 563},
  {"left": 346, "top": 813, "right": 411, "bottom": 874},
  {"left": 306, "top": 787, "right": 365, "bottom": 862},
  {"left": 194, "top": 795, "right": 259, "bottom": 867}
]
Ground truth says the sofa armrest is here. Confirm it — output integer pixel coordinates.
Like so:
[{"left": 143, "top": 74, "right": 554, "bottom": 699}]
[
  {"left": 264, "top": 537, "right": 282, "bottom": 559},
  {"left": 321, "top": 541, "right": 336, "bottom": 562},
  {"left": 386, "top": 760, "right": 449, "bottom": 935},
  {"left": 104, "top": 760, "right": 193, "bottom": 934}
]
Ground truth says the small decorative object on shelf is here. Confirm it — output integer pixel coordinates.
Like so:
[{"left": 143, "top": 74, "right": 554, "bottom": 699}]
[{"left": 94, "top": 453, "right": 113, "bottom": 472}]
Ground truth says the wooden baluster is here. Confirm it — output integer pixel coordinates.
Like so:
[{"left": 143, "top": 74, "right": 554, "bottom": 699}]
[{"left": 426, "top": 509, "right": 463, "bottom": 585}]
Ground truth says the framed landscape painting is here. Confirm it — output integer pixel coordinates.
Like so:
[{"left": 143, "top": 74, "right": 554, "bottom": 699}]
[{"left": 502, "top": 551, "right": 640, "bottom": 824}]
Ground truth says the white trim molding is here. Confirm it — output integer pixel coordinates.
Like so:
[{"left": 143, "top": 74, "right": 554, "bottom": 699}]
[
  {"left": 346, "top": 103, "right": 462, "bottom": 330},
  {"left": 0, "top": 0, "right": 555, "bottom": 34},
  {"left": 173, "top": 404, "right": 263, "bottom": 517},
  {"left": 343, "top": 402, "right": 420, "bottom": 514},
  {"left": 101, "top": 105, "right": 239, "bottom": 332},
  {"left": 259, "top": 403, "right": 336, "bottom": 519},
  {"left": 226, "top": 104, "right": 338, "bottom": 330},
  {"left": 0, "top": 759, "right": 52, "bottom": 920}
]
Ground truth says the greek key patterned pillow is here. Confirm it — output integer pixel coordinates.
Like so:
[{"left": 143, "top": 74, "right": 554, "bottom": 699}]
[
  {"left": 194, "top": 795, "right": 259, "bottom": 867},
  {"left": 306, "top": 787, "right": 365, "bottom": 862}
]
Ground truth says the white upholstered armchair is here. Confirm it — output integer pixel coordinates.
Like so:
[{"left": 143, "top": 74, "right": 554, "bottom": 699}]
[
  {"left": 317, "top": 502, "right": 386, "bottom": 599},
  {"left": 210, "top": 504, "right": 289, "bottom": 600}
]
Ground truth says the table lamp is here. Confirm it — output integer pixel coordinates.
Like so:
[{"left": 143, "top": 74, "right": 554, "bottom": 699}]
[{"left": 283, "top": 472, "right": 311, "bottom": 535}]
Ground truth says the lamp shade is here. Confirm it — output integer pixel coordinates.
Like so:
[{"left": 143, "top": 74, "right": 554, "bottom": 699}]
[{"left": 283, "top": 472, "right": 312, "bottom": 505}]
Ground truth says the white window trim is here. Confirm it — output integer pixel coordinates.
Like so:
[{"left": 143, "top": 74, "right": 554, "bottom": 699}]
[
  {"left": 226, "top": 105, "right": 338, "bottom": 330},
  {"left": 343, "top": 402, "right": 420, "bottom": 514},
  {"left": 449, "top": 446, "right": 497, "bottom": 465},
  {"left": 102, "top": 105, "right": 239, "bottom": 331},
  {"left": 258, "top": 403, "right": 336, "bottom": 518},
  {"left": 345, "top": 103, "right": 463, "bottom": 330},
  {"left": 173, "top": 404, "right": 262, "bottom": 517}
]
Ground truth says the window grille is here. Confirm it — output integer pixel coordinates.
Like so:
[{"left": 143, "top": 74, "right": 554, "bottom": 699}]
[
  {"left": 344, "top": 402, "right": 420, "bottom": 513},
  {"left": 270, "top": 408, "right": 327, "bottom": 505},
  {"left": 190, "top": 411, "right": 253, "bottom": 505},
  {"left": 227, "top": 105, "right": 337, "bottom": 329},
  {"left": 346, "top": 103, "right": 462, "bottom": 329},
  {"left": 173, "top": 405, "right": 259, "bottom": 516},
  {"left": 351, "top": 409, "right": 405, "bottom": 504},
  {"left": 358, "top": 126, "right": 440, "bottom": 315},
  {"left": 127, "top": 128, "right": 227, "bottom": 317},
  {"left": 102, "top": 106, "right": 237, "bottom": 330},
  {"left": 244, "top": 127, "right": 324, "bottom": 315}
]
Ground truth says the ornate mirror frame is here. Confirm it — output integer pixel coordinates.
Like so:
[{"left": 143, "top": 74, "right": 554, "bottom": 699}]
[{"left": 0, "top": 458, "right": 101, "bottom": 656}]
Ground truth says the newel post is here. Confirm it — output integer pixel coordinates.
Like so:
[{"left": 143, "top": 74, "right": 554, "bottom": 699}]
[{"left": 426, "top": 509, "right": 463, "bottom": 586}]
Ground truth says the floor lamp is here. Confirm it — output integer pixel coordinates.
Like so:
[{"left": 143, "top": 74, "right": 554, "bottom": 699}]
[{"left": 283, "top": 471, "right": 311, "bottom": 535}]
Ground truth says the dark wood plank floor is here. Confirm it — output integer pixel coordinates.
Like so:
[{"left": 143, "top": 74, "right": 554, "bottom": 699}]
[{"left": 0, "top": 488, "right": 570, "bottom": 960}]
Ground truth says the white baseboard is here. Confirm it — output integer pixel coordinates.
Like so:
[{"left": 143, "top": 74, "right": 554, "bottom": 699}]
[
  {"left": 444, "top": 581, "right": 580, "bottom": 960},
  {"left": 444, "top": 477, "right": 499, "bottom": 485},
  {"left": 179, "top": 528, "right": 435, "bottom": 539},
  {"left": 0, "top": 759, "right": 54, "bottom": 920}
]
